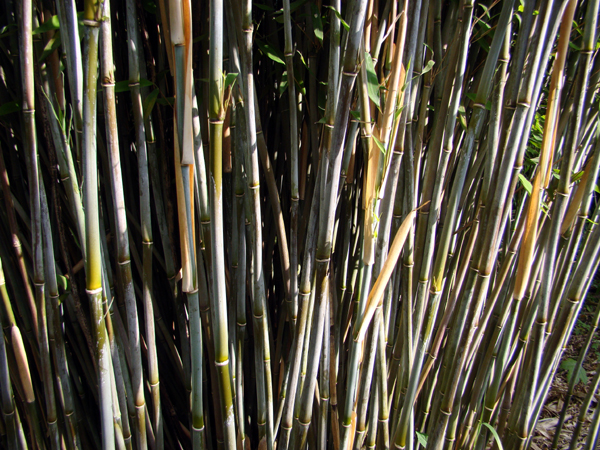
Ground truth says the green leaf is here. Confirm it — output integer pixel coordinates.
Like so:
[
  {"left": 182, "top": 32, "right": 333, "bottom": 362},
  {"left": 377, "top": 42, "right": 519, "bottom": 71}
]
[
  {"left": 311, "top": 3, "right": 323, "bottom": 43},
  {"left": 115, "top": 78, "right": 154, "bottom": 93},
  {"left": 58, "top": 293, "right": 69, "bottom": 305},
  {"left": 279, "top": 71, "right": 288, "bottom": 97},
  {"left": 373, "top": 135, "right": 386, "bottom": 155},
  {"left": 256, "top": 39, "right": 285, "bottom": 65},
  {"left": 350, "top": 110, "right": 361, "bottom": 121},
  {"left": 143, "top": 88, "right": 160, "bottom": 121},
  {"left": 364, "top": 51, "right": 381, "bottom": 110},
  {"left": 56, "top": 274, "right": 70, "bottom": 292},
  {"left": 482, "top": 423, "right": 504, "bottom": 450},
  {"left": 560, "top": 358, "right": 588, "bottom": 385},
  {"left": 224, "top": 73, "right": 238, "bottom": 91},
  {"left": 458, "top": 106, "right": 467, "bottom": 130},
  {"left": 33, "top": 15, "right": 60, "bottom": 35},
  {"left": 324, "top": 5, "right": 350, "bottom": 31},
  {"left": 518, "top": 174, "right": 533, "bottom": 195},
  {"left": 421, "top": 59, "right": 435, "bottom": 75},
  {"left": 115, "top": 81, "right": 130, "bottom": 93},
  {"left": 594, "top": 184, "right": 600, "bottom": 194},
  {"left": 289, "top": 0, "right": 308, "bottom": 13},
  {"left": 157, "top": 97, "right": 175, "bottom": 106},
  {"left": 254, "top": 2, "right": 275, "bottom": 11},
  {"left": 416, "top": 431, "right": 428, "bottom": 447},
  {"left": 142, "top": 0, "right": 157, "bottom": 14},
  {"left": 465, "top": 93, "right": 492, "bottom": 110},
  {"left": 0, "top": 101, "right": 21, "bottom": 116},
  {"left": 38, "top": 33, "right": 62, "bottom": 63}
]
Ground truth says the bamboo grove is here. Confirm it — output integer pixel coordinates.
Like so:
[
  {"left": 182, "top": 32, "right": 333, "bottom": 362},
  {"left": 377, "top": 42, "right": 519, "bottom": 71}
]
[{"left": 0, "top": 0, "right": 600, "bottom": 448}]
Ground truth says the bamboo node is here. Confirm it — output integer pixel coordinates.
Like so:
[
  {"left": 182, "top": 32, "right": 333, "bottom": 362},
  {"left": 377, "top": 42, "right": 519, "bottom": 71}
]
[
  {"left": 86, "top": 287, "right": 102, "bottom": 295},
  {"left": 215, "top": 358, "right": 230, "bottom": 366},
  {"left": 83, "top": 19, "right": 100, "bottom": 27},
  {"left": 298, "top": 418, "right": 311, "bottom": 427}
]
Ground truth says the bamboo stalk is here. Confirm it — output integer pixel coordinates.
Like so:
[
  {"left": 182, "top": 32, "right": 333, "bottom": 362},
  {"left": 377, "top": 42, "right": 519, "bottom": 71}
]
[
  {"left": 124, "top": 0, "right": 162, "bottom": 446},
  {"left": 282, "top": 0, "right": 299, "bottom": 337},
  {"left": 208, "top": 0, "right": 236, "bottom": 448},
  {"left": 0, "top": 257, "right": 19, "bottom": 450},
  {"left": 82, "top": 0, "right": 114, "bottom": 446},
  {"left": 238, "top": 1, "right": 275, "bottom": 447}
]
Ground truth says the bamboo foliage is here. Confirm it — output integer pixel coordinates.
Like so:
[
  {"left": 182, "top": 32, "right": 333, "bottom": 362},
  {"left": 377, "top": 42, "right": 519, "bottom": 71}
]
[{"left": 1, "top": 0, "right": 600, "bottom": 449}]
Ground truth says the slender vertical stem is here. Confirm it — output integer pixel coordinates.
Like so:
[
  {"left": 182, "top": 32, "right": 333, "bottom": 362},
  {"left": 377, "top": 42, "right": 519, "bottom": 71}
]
[
  {"left": 209, "top": 1, "right": 236, "bottom": 449},
  {"left": 82, "top": 0, "right": 114, "bottom": 446},
  {"left": 99, "top": 0, "right": 146, "bottom": 447}
]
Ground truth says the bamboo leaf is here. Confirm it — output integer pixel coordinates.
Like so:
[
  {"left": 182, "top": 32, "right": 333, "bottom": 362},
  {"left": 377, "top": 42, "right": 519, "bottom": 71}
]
[
  {"left": 32, "top": 15, "right": 60, "bottom": 34},
  {"left": 0, "top": 101, "right": 20, "bottom": 116},
  {"left": 355, "top": 207, "right": 421, "bottom": 341},
  {"left": 143, "top": 88, "right": 160, "bottom": 121},
  {"left": 482, "top": 423, "right": 504, "bottom": 450},
  {"left": 373, "top": 134, "right": 386, "bottom": 155},
  {"left": 364, "top": 51, "right": 381, "bottom": 110},
  {"left": 279, "top": 71, "right": 288, "bottom": 97},
  {"left": 560, "top": 358, "right": 588, "bottom": 385},
  {"left": 421, "top": 59, "right": 435, "bottom": 75},
  {"left": 310, "top": 3, "right": 323, "bottom": 43},
  {"left": 56, "top": 274, "right": 69, "bottom": 292},
  {"left": 416, "top": 431, "right": 428, "bottom": 447},
  {"left": 255, "top": 2, "right": 275, "bottom": 11},
  {"left": 224, "top": 73, "right": 238, "bottom": 91},
  {"left": 256, "top": 39, "right": 285, "bottom": 65},
  {"left": 519, "top": 174, "right": 533, "bottom": 195},
  {"left": 38, "top": 32, "right": 61, "bottom": 62},
  {"left": 115, "top": 78, "right": 154, "bottom": 93},
  {"left": 323, "top": 5, "right": 350, "bottom": 30},
  {"left": 142, "top": 0, "right": 157, "bottom": 14}
]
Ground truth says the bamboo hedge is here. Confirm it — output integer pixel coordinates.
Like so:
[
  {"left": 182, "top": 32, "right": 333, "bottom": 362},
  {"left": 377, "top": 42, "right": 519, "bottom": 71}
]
[{"left": 0, "top": 0, "right": 599, "bottom": 449}]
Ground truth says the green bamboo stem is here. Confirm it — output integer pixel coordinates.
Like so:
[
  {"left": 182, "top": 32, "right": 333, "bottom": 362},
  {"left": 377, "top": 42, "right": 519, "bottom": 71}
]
[
  {"left": 354, "top": 308, "right": 379, "bottom": 450},
  {"left": 208, "top": 1, "right": 236, "bottom": 449},
  {"left": 98, "top": 5, "right": 147, "bottom": 449},
  {"left": 279, "top": 165, "right": 321, "bottom": 450},
  {"left": 21, "top": 2, "right": 60, "bottom": 448},
  {"left": 56, "top": 0, "right": 83, "bottom": 157},
  {"left": 318, "top": 301, "right": 330, "bottom": 450},
  {"left": 411, "top": 5, "right": 514, "bottom": 442},
  {"left": 0, "top": 150, "right": 37, "bottom": 354},
  {"left": 0, "top": 258, "right": 19, "bottom": 450},
  {"left": 423, "top": 5, "right": 562, "bottom": 447},
  {"left": 282, "top": 0, "right": 299, "bottom": 336},
  {"left": 239, "top": 2, "right": 275, "bottom": 447},
  {"left": 296, "top": 2, "right": 368, "bottom": 448},
  {"left": 15, "top": 0, "right": 39, "bottom": 344},
  {"left": 41, "top": 179, "right": 81, "bottom": 449},
  {"left": 124, "top": 0, "right": 162, "bottom": 446},
  {"left": 508, "top": 4, "right": 576, "bottom": 447},
  {"left": 536, "top": 137, "right": 600, "bottom": 405},
  {"left": 232, "top": 100, "right": 246, "bottom": 450},
  {"left": 82, "top": 0, "right": 114, "bottom": 446}
]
